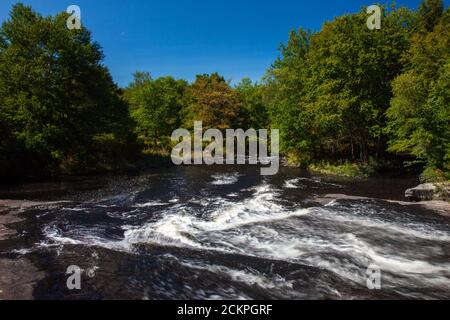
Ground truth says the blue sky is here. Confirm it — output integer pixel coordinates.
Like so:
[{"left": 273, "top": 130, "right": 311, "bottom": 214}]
[{"left": 0, "top": 0, "right": 447, "bottom": 87}]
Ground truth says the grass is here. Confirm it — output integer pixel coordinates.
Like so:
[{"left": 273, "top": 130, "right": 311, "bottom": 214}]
[
  {"left": 419, "top": 167, "right": 450, "bottom": 183},
  {"left": 309, "top": 162, "right": 376, "bottom": 178}
]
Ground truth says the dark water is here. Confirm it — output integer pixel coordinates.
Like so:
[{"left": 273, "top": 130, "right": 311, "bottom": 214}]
[{"left": 1, "top": 166, "right": 449, "bottom": 300}]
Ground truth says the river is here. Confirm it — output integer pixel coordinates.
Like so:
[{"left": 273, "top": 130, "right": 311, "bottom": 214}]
[{"left": 0, "top": 166, "right": 449, "bottom": 299}]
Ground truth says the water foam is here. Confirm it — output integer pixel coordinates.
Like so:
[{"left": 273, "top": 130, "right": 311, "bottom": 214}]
[
  {"left": 39, "top": 178, "right": 450, "bottom": 297},
  {"left": 123, "top": 184, "right": 310, "bottom": 249},
  {"left": 211, "top": 173, "right": 240, "bottom": 185}
]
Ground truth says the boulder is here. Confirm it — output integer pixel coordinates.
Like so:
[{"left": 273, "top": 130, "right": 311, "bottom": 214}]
[{"left": 405, "top": 183, "right": 449, "bottom": 202}]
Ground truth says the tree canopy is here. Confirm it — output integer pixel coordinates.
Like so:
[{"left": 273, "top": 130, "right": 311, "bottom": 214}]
[
  {"left": 124, "top": 73, "right": 187, "bottom": 153},
  {"left": 0, "top": 4, "right": 136, "bottom": 178},
  {"left": 386, "top": 7, "right": 450, "bottom": 178}
]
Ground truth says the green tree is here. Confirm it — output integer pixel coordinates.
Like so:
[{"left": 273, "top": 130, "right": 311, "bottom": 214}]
[
  {"left": 265, "top": 6, "right": 414, "bottom": 165},
  {"left": 263, "top": 29, "right": 313, "bottom": 164},
  {"left": 125, "top": 73, "right": 187, "bottom": 153},
  {"left": 418, "top": 0, "right": 444, "bottom": 31},
  {"left": 387, "top": 6, "right": 450, "bottom": 176},
  {"left": 0, "top": 4, "right": 136, "bottom": 178},
  {"left": 183, "top": 73, "right": 243, "bottom": 131},
  {"left": 235, "top": 78, "right": 268, "bottom": 129},
  {"left": 306, "top": 6, "right": 413, "bottom": 163}
]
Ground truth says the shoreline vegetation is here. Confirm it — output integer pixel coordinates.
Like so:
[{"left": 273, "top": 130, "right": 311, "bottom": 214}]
[{"left": 0, "top": 1, "right": 449, "bottom": 186}]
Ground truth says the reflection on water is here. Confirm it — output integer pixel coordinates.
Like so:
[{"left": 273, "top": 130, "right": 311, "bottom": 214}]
[{"left": 1, "top": 166, "right": 449, "bottom": 299}]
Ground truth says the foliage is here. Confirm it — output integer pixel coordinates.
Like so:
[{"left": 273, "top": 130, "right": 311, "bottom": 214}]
[
  {"left": 124, "top": 73, "right": 187, "bottom": 153},
  {"left": 0, "top": 4, "right": 137, "bottom": 178},
  {"left": 264, "top": 6, "right": 414, "bottom": 166},
  {"left": 386, "top": 6, "right": 449, "bottom": 175},
  {"left": 263, "top": 29, "right": 312, "bottom": 164},
  {"left": 182, "top": 73, "right": 243, "bottom": 131},
  {"left": 236, "top": 78, "right": 268, "bottom": 129},
  {"left": 309, "top": 162, "right": 376, "bottom": 178}
]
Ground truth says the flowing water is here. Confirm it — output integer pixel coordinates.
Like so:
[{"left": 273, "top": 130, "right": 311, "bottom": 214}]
[{"left": 0, "top": 166, "right": 449, "bottom": 299}]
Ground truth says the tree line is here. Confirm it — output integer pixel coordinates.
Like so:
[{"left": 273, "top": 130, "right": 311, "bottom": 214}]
[{"left": 0, "top": 1, "right": 448, "bottom": 182}]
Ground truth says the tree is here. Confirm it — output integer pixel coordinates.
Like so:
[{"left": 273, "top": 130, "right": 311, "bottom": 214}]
[
  {"left": 306, "top": 6, "right": 414, "bottom": 163},
  {"left": 183, "top": 73, "right": 243, "bottom": 131},
  {"left": 263, "top": 29, "right": 313, "bottom": 164},
  {"left": 125, "top": 73, "right": 187, "bottom": 153},
  {"left": 235, "top": 78, "right": 268, "bottom": 129},
  {"left": 418, "top": 0, "right": 444, "bottom": 32},
  {"left": 386, "top": 7, "right": 449, "bottom": 176},
  {"left": 0, "top": 4, "right": 136, "bottom": 178},
  {"left": 264, "top": 6, "right": 414, "bottom": 165}
]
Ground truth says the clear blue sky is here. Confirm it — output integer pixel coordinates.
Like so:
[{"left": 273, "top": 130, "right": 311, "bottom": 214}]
[{"left": 0, "top": 0, "right": 447, "bottom": 87}]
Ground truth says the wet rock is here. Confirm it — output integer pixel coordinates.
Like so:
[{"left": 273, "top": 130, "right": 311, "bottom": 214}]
[
  {"left": 0, "top": 199, "right": 67, "bottom": 242},
  {"left": 0, "top": 211, "right": 23, "bottom": 240},
  {"left": 405, "top": 184, "right": 437, "bottom": 201},
  {"left": 405, "top": 183, "right": 449, "bottom": 202},
  {"left": 0, "top": 259, "right": 44, "bottom": 300},
  {"left": 0, "top": 199, "right": 69, "bottom": 211}
]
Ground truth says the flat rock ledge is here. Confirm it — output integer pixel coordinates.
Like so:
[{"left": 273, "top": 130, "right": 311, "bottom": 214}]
[
  {"left": 0, "top": 199, "right": 69, "bottom": 240},
  {"left": 0, "top": 199, "right": 69, "bottom": 211},
  {"left": 0, "top": 199, "right": 69, "bottom": 300},
  {"left": 0, "top": 258, "right": 45, "bottom": 300}
]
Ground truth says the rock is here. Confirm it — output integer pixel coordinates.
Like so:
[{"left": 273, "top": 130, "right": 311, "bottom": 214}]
[
  {"left": 405, "top": 184, "right": 436, "bottom": 201},
  {"left": 405, "top": 183, "right": 449, "bottom": 202},
  {"left": 0, "top": 200, "right": 70, "bottom": 241},
  {"left": 0, "top": 210, "right": 24, "bottom": 241},
  {"left": 0, "top": 258, "right": 44, "bottom": 300}
]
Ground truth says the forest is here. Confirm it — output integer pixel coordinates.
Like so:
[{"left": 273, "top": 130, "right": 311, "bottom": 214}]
[{"left": 0, "top": 0, "right": 448, "bottom": 182}]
